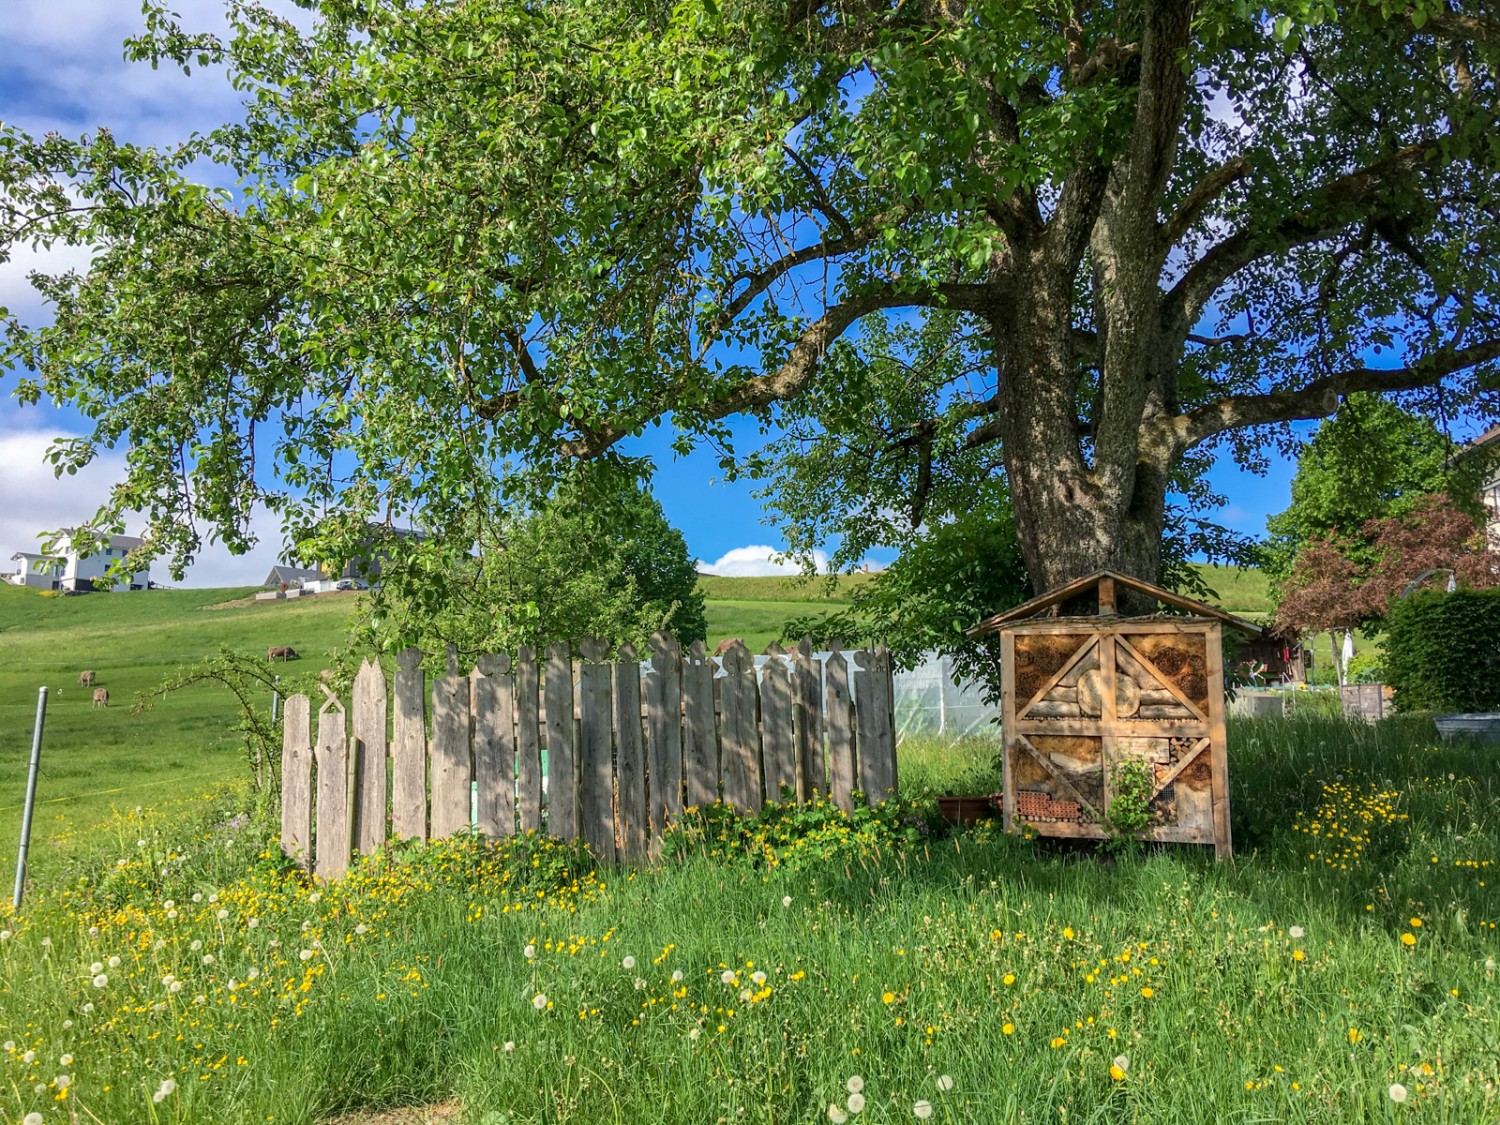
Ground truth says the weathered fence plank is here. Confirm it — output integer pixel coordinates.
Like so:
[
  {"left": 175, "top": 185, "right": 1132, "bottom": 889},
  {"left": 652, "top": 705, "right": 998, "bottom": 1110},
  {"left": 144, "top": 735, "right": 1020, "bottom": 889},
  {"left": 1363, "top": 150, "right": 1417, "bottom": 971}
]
[
  {"left": 314, "top": 688, "right": 351, "bottom": 880},
  {"left": 351, "top": 660, "right": 388, "bottom": 854},
  {"left": 615, "top": 643, "right": 647, "bottom": 860},
  {"left": 720, "top": 641, "right": 762, "bottom": 812},
  {"left": 281, "top": 694, "right": 313, "bottom": 866},
  {"left": 516, "top": 646, "right": 542, "bottom": 832},
  {"left": 578, "top": 638, "right": 616, "bottom": 862},
  {"left": 682, "top": 639, "right": 717, "bottom": 809},
  {"left": 793, "top": 636, "right": 822, "bottom": 799},
  {"left": 824, "top": 648, "right": 855, "bottom": 812},
  {"left": 854, "top": 647, "right": 897, "bottom": 802},
  {"left": 646, "top": 632, "right": 683, "bottom": 840},
  {"left": 391, "top": 648, "right": 427, "bottom": 841},
  {"left": 429, "top": 648, "right": 472, "bottom": 839},
  {"left": 760, "top": 644, "right": 796, "bottom": 801},
  {"left": 544, "top": 643, "right": 578, "bottom": 839},
  {"left": 473, "top": 653, "right": 515, "bottom": 837}
]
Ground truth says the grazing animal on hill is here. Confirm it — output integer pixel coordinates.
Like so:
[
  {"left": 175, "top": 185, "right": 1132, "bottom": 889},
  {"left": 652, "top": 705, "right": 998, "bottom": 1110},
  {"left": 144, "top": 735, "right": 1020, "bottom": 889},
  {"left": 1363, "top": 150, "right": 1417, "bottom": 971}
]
[
  {"left": 92, "top": 688, "right": 109, "bottom": 708},
  {"left": 79, "top": 670, "right": 95, "bottom": 688},
  {"left": 267, "top": 646, "right": 300, "bottom": 662}
]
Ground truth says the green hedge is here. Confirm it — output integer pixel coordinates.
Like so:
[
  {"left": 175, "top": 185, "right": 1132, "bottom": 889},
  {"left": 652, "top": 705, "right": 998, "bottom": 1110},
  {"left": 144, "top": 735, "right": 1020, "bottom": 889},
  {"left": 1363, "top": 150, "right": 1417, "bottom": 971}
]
[{"left": 1383, "top": 588, "right": 1500, "bottom": 712}]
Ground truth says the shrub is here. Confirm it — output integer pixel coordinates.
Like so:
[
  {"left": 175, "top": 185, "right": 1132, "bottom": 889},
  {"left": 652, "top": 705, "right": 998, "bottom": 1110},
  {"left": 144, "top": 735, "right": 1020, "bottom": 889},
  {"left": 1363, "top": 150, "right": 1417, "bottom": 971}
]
[{"left": 1383, "top": 588, "right": 1500, "bottom": 712}]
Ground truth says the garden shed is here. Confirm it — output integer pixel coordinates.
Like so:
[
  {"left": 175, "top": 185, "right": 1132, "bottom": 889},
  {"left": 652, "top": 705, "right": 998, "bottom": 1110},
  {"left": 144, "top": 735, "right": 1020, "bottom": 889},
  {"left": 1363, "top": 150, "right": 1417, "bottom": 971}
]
[{"left": 968, "top": 571, "right": 1262, "bottom": 859}]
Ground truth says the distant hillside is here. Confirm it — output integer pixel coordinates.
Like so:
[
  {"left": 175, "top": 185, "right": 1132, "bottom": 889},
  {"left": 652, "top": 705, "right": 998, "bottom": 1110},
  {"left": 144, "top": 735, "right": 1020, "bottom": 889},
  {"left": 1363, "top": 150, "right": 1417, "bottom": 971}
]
[{"left": 1187, "top": 562, "right": 1273, "bottom": 616}]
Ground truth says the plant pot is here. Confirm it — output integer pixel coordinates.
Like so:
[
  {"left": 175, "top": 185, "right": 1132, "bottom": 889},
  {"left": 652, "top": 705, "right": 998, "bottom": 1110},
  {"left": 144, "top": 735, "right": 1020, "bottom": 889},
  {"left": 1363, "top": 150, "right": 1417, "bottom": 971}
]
[
  {"left": 937, "top": 796, "right": 996, "bottom": 824},
  {"left": 1435, "top": 713, "right": 1500, "bottom": 746}
]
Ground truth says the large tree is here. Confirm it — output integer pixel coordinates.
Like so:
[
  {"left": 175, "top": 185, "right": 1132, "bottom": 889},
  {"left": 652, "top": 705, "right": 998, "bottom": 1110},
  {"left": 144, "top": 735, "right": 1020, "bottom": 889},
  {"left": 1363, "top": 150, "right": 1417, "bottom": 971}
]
[{"left": 3, "top": 0, "right": 1500, "bottom": 595}]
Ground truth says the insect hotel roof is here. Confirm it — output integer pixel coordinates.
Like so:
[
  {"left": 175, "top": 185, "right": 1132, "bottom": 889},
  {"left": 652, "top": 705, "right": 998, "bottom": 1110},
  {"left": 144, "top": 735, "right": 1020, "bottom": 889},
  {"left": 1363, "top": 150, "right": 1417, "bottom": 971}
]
[{"left": 967, "top": 571, "right": 1260, "bottom": 859}]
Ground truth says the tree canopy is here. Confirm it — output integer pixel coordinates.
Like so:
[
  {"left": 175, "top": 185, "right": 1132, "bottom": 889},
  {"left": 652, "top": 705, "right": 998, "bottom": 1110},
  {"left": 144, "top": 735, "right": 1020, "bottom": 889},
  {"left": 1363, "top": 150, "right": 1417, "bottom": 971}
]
[{"left": 3, "top": 0, "right": 1500, "bottom": 597}]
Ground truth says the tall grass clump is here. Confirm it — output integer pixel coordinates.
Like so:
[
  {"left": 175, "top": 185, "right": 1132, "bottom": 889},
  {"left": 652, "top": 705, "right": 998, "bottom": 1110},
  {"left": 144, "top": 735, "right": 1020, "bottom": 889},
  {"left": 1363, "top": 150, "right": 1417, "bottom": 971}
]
[{"left": 1, "top": 715, "right": 1496, "bottom": 1123}]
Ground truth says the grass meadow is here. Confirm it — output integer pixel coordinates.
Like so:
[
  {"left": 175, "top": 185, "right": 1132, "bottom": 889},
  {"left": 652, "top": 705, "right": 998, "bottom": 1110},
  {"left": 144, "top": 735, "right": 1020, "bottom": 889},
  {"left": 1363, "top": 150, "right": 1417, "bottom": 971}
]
[{"left": 0, "top": 715, "right": 1494, "bottom": 1124}]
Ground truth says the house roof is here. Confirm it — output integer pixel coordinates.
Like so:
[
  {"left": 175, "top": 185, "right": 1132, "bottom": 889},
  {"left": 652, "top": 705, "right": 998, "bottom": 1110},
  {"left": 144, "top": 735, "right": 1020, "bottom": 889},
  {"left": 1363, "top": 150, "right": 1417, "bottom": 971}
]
[
  {"left": 56, "top": 530, "right": 144, "bottom": 553},
  {"left": 10, "top": 551, "right": 62, "bottom": 563},
  {"left": 1466, "top": 423, "right": 1500, "bottom": 450},
  {"left": 966, "top": 569, "right": 1264, "bottom": 638},
  {"left": 264, "top": 564, "right": 324, "bottom": 586}
]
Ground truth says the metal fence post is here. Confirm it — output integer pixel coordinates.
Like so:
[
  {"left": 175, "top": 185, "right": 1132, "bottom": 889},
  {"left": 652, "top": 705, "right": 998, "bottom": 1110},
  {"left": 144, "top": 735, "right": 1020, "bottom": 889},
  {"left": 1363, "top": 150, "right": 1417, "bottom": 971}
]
[{"left": 12, "top": 686, "right": 49, "bottom": 910}]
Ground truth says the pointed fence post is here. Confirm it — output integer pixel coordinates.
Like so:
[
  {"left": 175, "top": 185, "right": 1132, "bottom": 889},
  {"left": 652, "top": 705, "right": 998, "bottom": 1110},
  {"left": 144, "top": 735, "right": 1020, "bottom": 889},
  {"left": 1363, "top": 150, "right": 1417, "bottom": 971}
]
[
  {"left": 391, "top": 648, "right": 427, "bottom": 841},
  {"left": 824, "top": 647, "right": 855, "bottom": 812},
  {"left": 314, "top": 686, "right": 351, "bottom": 880},
  {"left": 430, "top": 646, "right": 473, "bottom": 839},
  {"left": 578, "top": 638, "right": 616, "bottom": 863},
  {"left": 793, "top": 636, "right": 822, "bottom": 799},
  {"left": 351, "top": 660, "right": 388, "bottom": 856},
  {"left": 473, "top": 652, "right": 516, "bottom": 837},
  {"left": 544, "top": 643, "right": 578, "bottom": 839},
  {"left": 854, "top": 646, "right": 897, "bottom": 803},
  {"left": 682, "top": 639, "right": 717, "bottom": 809},
  {"left": 719, "top": 641, "right": 762, "bottom": 813},
  {"left": 516, "top": 646, "right": 543, "bottom": 832},
  {"left": 615, "top": 643, "right": 647, "bottom": 860},
  {"left": 760, "top": 643, "right": 796, "bottom": 803},
  {"left": 645, "top": 632, "right": 683, "bottom": 843},
  {"left": 281, "top": 693, "right": 313, "bottom": 868}
]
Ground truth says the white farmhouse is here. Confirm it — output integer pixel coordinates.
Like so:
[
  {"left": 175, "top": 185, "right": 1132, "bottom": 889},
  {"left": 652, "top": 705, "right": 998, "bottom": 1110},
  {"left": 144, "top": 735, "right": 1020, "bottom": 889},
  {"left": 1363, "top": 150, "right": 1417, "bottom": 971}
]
[
  {"left": 7, "top": 552, "right": 64, "bottom": 590},
  {"left": 57, "top": 532, "right": 151, "bottom": 592}
]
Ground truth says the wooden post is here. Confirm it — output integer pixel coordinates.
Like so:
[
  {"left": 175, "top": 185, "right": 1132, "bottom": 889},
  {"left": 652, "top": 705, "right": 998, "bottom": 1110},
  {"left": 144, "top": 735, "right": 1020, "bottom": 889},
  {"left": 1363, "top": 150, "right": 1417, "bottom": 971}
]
[
  {"left": 544, "top": 643, "right": 578, "bottom": 839},
  {"left": 718, "top": 641, "right": 762, "bottom": 813},
  {"left": 999, "top": 632, "right": 1016, "bottom": 836},
  {"left": 615, "top": 643, "right": 647, "bottom": 860},
  {"left": 1204, "top": 622, "right": 1234, "bottom": 859},
  {"left": 390, "top": 648, "right": 427, "bottom": 841},
  {"left": 314, "top": 686, "right": 351, "bottom": 880},
  {"left": 1098, "top": 574, "right": 1117, "bottom": 616},
  {"left": 853, "top": 647, "right": 896, "bottom": 804},
  {"left": 429, "top": 646, "right": 472, "bottom": 839},
  {"left": 350, "top": 660, "right": 388, "bottom": 855},
  {"left": 824, "top": 648, "right": 855, "bottom": 812},
  {"left": 578, "top": 638, "right": 616, "bottom": 862},
  {"left": 759, "top": 643, "right": 796, "bottom": 803},
  {"left": 1099, "top": 631, "right": 1117, "bottom": 827},
  {"left": 280, "top": 694, "right": 313, "bottom": 867},
  {"left": 682, "top": 639, "right": 717, "bottom": 809},
  {"left": 516, "top": 646, "right": 542, "bottom": 832},
  {"left": 473, "top": 653, "right": 516, "bottom": 837},
  {"left": 646, "top": 632, "right": 683, "bottom": 840},
  {"left": 793, "top": 636, "right": 822, "bottom": 799}
]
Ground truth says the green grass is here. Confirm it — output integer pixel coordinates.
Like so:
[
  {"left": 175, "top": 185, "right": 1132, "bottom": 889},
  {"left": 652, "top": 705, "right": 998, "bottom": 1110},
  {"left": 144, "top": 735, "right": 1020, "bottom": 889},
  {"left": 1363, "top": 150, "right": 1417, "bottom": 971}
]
[
  {"left": 0, "top": 715, "right": 1495, "bottom": 1123},
  {"left": 1189, "top": 562, "right": 1273, "bottom": 615}
]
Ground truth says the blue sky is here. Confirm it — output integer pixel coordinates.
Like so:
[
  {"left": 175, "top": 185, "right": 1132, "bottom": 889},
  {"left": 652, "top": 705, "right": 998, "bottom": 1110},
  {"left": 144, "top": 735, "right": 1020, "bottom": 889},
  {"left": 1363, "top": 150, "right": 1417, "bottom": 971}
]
[{"left": 0, "top": 0, "right": 1355, "bottom": 586}]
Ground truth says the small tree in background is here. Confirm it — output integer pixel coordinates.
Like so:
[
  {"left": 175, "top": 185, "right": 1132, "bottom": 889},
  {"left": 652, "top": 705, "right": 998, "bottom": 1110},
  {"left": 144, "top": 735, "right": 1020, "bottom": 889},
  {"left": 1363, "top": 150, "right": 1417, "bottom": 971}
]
[
  {"left": 358, "top": 474, "right": 706, "bottom": 660},
  {"left": 1276, "top": 494, "right": 1500, "bottom": 683}
]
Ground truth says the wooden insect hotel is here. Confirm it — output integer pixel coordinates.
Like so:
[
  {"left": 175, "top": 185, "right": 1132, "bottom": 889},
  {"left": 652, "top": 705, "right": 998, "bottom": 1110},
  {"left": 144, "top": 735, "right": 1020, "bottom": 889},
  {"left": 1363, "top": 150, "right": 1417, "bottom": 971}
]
[{"left": 968, "top": 571, "right": 1261, "bottom": 858}]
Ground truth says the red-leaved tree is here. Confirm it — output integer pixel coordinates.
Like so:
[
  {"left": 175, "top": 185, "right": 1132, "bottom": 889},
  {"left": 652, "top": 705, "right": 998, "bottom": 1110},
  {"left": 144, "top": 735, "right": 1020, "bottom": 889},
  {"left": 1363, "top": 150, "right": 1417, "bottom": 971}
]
[{"left": 1276, "top": 494, "right": 1500, "bottom": 639}]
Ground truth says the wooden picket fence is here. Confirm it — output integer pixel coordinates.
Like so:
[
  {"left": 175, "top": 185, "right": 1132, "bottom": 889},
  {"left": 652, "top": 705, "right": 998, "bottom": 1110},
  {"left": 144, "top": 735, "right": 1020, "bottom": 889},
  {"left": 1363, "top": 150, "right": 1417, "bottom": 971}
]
[{"left": 280, "top": 634, "right": 898, "bottom": 877}]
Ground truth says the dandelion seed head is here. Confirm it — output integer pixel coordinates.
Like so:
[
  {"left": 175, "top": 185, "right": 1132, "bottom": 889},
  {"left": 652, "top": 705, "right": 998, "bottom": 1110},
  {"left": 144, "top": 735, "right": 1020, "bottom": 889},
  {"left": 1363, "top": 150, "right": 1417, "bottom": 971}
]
[
  {"left": 532, "top": 993, "right": 548, "bottom": 1010},
  {"left": 936, "top": 1074, "right": 954, "bottom": 1091},
  {"left": 913, "top": 1100, "right": 934, "bottom": 1119},
  {"left": 827, "top": 1106, "right": 847, "bottom": 1124},
  {"left": 846, "top": 1076, "right": 864, "bottom": 1094},
  {"left": 1389, "top": 1083, "right": 1408, "bottom": 1104},
  {"left": 847, "top": 1092, "right": 866, "bottom": 1113},
  {"left": 92, "top": 974, "right": 108, "bottom": 988},
  {"left": 783, "top": 896, "right": 793, "bottom": 907},
  {"left": 1289, "top": 926, "right": 1305, "bottom": 939},
  {"left": 622, "top": 955, "right": 636, "bottom": 970}
]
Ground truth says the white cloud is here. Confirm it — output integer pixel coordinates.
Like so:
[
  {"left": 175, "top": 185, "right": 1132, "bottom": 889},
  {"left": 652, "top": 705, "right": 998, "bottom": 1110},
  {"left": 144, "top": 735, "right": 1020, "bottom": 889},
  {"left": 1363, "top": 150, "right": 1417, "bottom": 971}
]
[
  {"left": 0, "top": 425, "right": 287, "bottom": 588},
  {"left": 697, "top": 545, "right": 831, "bottom": 577}
]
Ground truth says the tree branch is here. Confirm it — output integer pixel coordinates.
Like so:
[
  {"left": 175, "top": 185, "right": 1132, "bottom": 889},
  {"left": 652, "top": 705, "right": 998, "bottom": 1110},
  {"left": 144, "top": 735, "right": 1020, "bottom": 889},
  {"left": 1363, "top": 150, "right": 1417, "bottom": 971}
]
[
  {"left": 562, "top": 284, "right": 986, "bottom": 457},
  {"left": 1161, "top": 138, "right": 1445, "bottom": 343},
  {"left": 1155, "top": 338, "right": 1500, "bottom": 450},
  {"left": 1161, "top": 155, "right": 1250, "bottom": 245}
]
